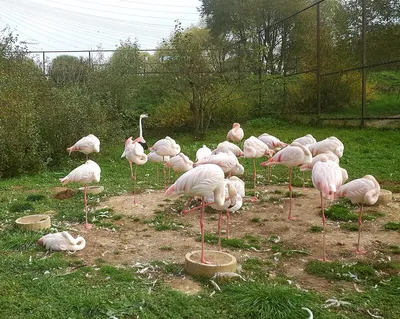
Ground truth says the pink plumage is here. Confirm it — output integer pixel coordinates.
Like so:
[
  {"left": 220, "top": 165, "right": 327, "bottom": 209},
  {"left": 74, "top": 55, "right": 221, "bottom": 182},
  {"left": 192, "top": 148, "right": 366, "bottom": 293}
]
[
  {"left": 67, "top": 134, "right": 100, "bottom": 160},
  {"left": 227, "top": 123, "right": 244, "bottom": 142},
  {"left": 308, "top": 136, "right": 344, "bottom": 158},
  {"left": 336, "top": 175, "right": 380, "bottom": 254},
  {"left": 258, "top": 133, "right": 287, "bottom": 150},
  {"left": 165, "top": 153, "right": 193, "bottom": 173}
]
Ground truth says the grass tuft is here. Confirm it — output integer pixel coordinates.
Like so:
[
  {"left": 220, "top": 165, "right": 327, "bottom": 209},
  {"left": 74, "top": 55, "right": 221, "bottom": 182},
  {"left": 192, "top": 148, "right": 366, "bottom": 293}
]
[
  {"left": 9, "top": 202, "right": 35, "bottom": 213},
  {"left": 26, "top": 194, "right": 46, "bottom": 201},
  {"left": 309, "top": 225, "right": 323, "bottom": 233},
  {"left": 383, "top": 221, "right": 400, "bottom": 231}
]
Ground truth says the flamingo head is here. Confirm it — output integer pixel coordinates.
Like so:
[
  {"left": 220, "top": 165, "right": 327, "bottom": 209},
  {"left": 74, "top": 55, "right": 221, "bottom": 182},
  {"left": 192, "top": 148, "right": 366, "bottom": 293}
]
[{"left": 140, "top": 114, "right": 148, "bottom": 119}]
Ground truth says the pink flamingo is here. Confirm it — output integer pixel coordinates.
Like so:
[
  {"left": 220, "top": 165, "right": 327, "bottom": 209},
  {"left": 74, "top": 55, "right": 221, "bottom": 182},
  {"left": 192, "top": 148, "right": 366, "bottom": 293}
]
[
  {"left": 308, "top": 136, "right": 344, "bottom": 158},
  {"left": 132, "top": 114, "right": 148, "bottom": 149},
  {"left": 261, "top": 142, "right": 312, "bottom": 220},
  {"left": 227, "top": 123, "right": 244, "bottom": 142},
  {"left": 60, "top": 160, "right": 101, "bottom": 229},
  {"left": 165, "top": 164, "right": 233, "bottom": 264},
  {"left": 67, "top": 134, "right": 100, "bottom": 161},
  {"left": 312, "top": 157, "right": 348, "bottom": 261},
  {"left": 292, "top": 134, "right": 317, "bottom": 146},
  {"left": 300, "top": 151, "right": 339, "bottom": 171},
  {"left": 212, "top": 141, "right": 244, "bottom": 157},
  {"left": 121, "top": 137, "right": 148, "bottom": 204},
  {"left": 244, "top": 136, "right": 274, "bottom": 201},
  {"left": 206, "top": 176, "right": 245, "bottom": 249},
  {"left": 336, "top": 175, "right": 380, "bottom": 254},
  {"left": 196, "top": 149, "right": 244, "bottom": 177},
  {"left": 150, "top": 136, "right": 181, "bottom": 190},
  {"left": 165, "top": 153, "right": 193, "bottom": 174},
  {"left": 195, "top": 145, "right": 212, "bottom": 163},
  {"left": 258, "top": 133, "right": 287, "bottom": 181}
]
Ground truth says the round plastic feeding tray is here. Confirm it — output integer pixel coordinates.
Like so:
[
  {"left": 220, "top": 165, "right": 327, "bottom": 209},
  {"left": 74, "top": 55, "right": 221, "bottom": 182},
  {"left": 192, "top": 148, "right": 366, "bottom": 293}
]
[
  {"left": 78, "top": 185, "right": 104, "bottom": 195},
  {"left": 15, "top": 214, "right": 51, "bottom": 231},
  {"left": 184, "top": 250, "right": 237, "bottom": 276},
  {"left": 375, "top": 189, "right": 392, "bottom": 205}
]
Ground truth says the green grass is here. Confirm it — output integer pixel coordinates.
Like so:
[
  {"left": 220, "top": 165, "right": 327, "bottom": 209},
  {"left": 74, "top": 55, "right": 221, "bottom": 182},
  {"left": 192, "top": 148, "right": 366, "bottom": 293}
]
[
  {"left": 0, "top": 118, "right": 399, "bottom": 318},
  {"left": 309, "top": 225, "right": 323, "bottom": 233},
  {"left": 324, "top": 204, "right": 381, "bottom": 222},
  {"left": 383, "top": 221, "right": 400, "bottom": 231}
]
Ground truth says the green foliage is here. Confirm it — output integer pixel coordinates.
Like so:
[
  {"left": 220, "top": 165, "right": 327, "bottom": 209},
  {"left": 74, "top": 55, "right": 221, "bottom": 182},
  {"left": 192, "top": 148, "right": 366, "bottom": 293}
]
[
  {"left": 9, "top": 202, "right": 35, "bottom": 213},
  {"left": 309, "top": 225, "right": 323, "bottom": 233},
  {"left": 48, "top": 55, "right": 90, "bottom": 87},
  {"left": 383, "top": 221, "right": 400, "bottom": 231}
]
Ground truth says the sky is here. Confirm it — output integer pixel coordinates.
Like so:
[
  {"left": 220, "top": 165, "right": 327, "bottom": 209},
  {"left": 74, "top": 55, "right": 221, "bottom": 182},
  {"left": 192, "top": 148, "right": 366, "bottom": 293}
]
[{"left": 0, "top": 0, "right": 202, "bottom": 56}]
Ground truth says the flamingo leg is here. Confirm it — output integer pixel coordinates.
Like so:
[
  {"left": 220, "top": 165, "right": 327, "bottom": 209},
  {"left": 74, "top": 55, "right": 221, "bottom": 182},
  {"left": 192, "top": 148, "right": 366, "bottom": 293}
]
[
  {"left": 288, "top": 167, "right": 296, "bottom": 220},
  {"left": 251, "top": 159, "right": 257, "bottom": 202},
  {"left": 162, "top": 157, "right": 166, "bottom": 192},
  {"left": 85, "top": 154, "right": 89, "bottom": 162},
  {"left": 156, "top": 165, "right": 159, "bottom": 180},
  {"left": 226, "top": 210, "right": 230, "bottom": 239},
  {"left": 268, "top": 166, "right": 271, "bottom": 182},
  {"left": 319, "top": 193, "right": 331, "bottom": 262},
  {"left": 356, "top": 204, "right": 366, "bottom": 254},
  {"left": 200, "top": 197, "right": 210, "bottom": 264},
  {"left": 181, "top": 196, "right": 194, "bottom": 215},
  {"left": 218, "top": 210, "right": 222, "bottom": 250},
  {"left": 302, "top": 170, "right": 305, "bottom": 189},
  {"left": 133, "top": 165, "right": 137, "bottom": 204},
  {"left": 84, "top": 184, "right": 92, "bottom": 229}
]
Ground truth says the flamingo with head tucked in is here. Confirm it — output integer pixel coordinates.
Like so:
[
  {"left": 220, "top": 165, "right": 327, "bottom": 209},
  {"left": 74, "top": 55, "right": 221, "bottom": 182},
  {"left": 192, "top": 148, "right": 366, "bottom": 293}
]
[
  {"left": 60, "top": 160, "right": 101, "bottom": 229},
  {"left": 38, "top": 231, "right": 86, "bottom": 251},
  {"left": 336, "top": 175, "right": 380, "bottom": 254},
  {"left": 227, "top": 123, "right": 244, "bottom": 143},
  {"left": 312, "top": 157, "right": 348, "bottom": 261},
  {"left": 258, "top": 133, "right": 287, "bottom": 182},
  {"left": 244, "top": 136, "right": 274, "bottom": 201},
  {"left": 67, "top": 134, "right": 100, "bottom": 161},
  {"left": 261, "top": 142, "right": 312, "bottom": 220},
  {"left": 121, "top": 137, "right": 148, "bottom": 204}
]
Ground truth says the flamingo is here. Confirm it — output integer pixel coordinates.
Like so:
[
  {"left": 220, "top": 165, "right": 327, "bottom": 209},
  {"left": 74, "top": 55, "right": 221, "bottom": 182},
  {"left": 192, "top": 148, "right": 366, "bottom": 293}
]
[
  {"left": 165, "top": 153, "right": 193, "bottom": 174},
  {"left": 132, "top": 114, "right": 148, "bottom": 149},
  {"left": 148, "top": 151, "right": 169, "bottom": 179},
  {"left": 212, "top": 141, "right": 244, "bottom": 157},
  {"left": 258, "top": 133, "right": 287, "bottom": 181},
  {"left": 165, "top": 164, "right": 234, "bottom": 264},
  {"left": 195, "top": 145, "right": 212, "bottom": 163},
  {"left": 312, "top": 157, "right": 348, "bottom": 261},
  {"left": 336, "top": 175, "right": 380, "bottom": 254},
  {"left": 121, "top": 137, "right": 148, "bottom": 204},
  {"left": 308, "top": 136, "right": 344, "bottom": 158},
  {"left": 244, "top": 136, "right": 274, "bottom": 201},
  {"left": 300, "top": 151, "right": 339, "bottom": 171},
  {"left": 60, "top": 160, "right": 101, "bottom": 229},
  {"left": 196, "top": 149, "right": 244, "bottom": 177},
  {"left": 150, "top": 136, "right": 181, "bottom": 190},
  {"left": 67, "top": 134, "right": 100, "bottom": 161},
  {"left": 206, "top": 176, "right": 245, "bottom": 249},
  {"left": 261, "top": 142, "right": 312, "bottom": 220},
  {"left": 292, "top": 134, "right": 317, "bottom": 146},
  {"left": 227, "top": 123, "right": 244, "bottom": 142},
  {"left": 38, "top": 231, "right": 86, "bottom": 251}
]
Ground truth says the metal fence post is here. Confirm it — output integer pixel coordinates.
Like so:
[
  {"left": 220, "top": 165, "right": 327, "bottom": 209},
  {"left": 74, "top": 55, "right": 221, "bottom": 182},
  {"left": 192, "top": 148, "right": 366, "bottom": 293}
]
[
  {"left": 316, "top": 2, "right": 321, "bottom": 119},
  {"left": 361, "top": 0, "right": 367, "bottom": 126},
  {"left": 42, "top": 51, "right": 46, "bottom": 74}
]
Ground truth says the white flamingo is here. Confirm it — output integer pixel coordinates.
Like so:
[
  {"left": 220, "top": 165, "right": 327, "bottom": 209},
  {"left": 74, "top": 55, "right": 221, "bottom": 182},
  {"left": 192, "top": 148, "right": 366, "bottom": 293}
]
[
  {"left": 312, "top": 157, "right": 348, "bottom": 261},
  {"left": 132, "top": 114, "right": 148, "bottom": 149},
  {"left": 60, "top": 160, "right": 101, "bottom": 229},
  {"left": 67, "top": 134, "right": 100, "bottom": 161},
  {"left": 336, "top": 175, "right": 380, "bottom": 254},
  {"left": 227, "top": 123, "right": 244, "bottom": 142},
  {"left": 212, "top": 141, "right": 244, "bottom": 157},
  {"left": 38, "top": 231, "right": 86, "bottom": 251},
  {"left": 165, "top": 153, "right": 193, "bottom": 174},
  {"left": 148, "top": 150, "right": 170, "bottom": 179},
  {"left": 308, "top": 136, "right": 344, "bottom": 158},
  {"left": 165, "top": 164, "right": 236, "bottom": 264},
  {"left": 292, "top": 134, "right": 317, "bottom": 146},
  {"left": 261, "top": 142, "right": 312, "bottom": 220},
  {"left": 258, "top": 133, "right": 287, "bottom": 181},
  {"left": 121, "top": 137, "right": 148, "bottom": 204}
]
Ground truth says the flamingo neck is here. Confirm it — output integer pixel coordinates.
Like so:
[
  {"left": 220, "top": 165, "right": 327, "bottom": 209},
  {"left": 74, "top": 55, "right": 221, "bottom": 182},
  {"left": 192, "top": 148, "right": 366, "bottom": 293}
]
[{"left": 139, "top": 118, "right": 143, "bottom": 137}]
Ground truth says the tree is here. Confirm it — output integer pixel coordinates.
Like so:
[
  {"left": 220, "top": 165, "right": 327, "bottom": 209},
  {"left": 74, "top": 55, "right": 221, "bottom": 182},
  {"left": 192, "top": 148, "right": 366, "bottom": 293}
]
[{"left": 48, "top": 55, "right": 90, "bottom": 87}]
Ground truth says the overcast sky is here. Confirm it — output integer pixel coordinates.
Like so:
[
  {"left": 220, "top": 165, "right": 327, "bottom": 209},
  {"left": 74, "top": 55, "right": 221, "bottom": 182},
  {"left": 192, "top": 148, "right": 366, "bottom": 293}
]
[{"left": 0, "top": 0, "right": 202, "bottom": 54}]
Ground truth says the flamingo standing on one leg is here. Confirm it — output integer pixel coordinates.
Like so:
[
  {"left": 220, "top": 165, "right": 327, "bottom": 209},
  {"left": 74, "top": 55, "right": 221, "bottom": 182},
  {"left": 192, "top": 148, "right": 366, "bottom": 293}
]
[
  {"left": 312, "top": 157, "right": 348, "bottom": 261},
  {"left": 336, "top": 175, "right": 380, "bottom": 254},
  {"left": 165, "top": 153, "right": 193, "bottom": 175},
  {"left": 132, "top": 114, "right": 148, "bottom": 149},
  {"left": 67, "top": 134, "right": 100, "bottom": 161},
  {"left": 121, "top": 137, "right": 148, "bottom": 204},
  {"left": 261, "top": 142, "right": 312, "bottom": 220},
  {"left": 258, "top": 133, "right": 288, "bottom": 182},
  {"left": 227, "top": 123, "right": 244, "bottom": 143},
  {"left": 292, "top": 134, "right": 317, "bottom": 187},
  {"left": 244, "top": 136, "right": 274, "bottom": 201},
  {"left": 150, "top": 136, "right": 181, "bottom": 191},
  {"left": 165, "top": 164, "right": 233, "bottom": 264},
  {"left": 60, "top": 160, "right": 101, "bottom": 229},
  {"left": 148, "top": 151, "right": 169, "bottom": 180}
]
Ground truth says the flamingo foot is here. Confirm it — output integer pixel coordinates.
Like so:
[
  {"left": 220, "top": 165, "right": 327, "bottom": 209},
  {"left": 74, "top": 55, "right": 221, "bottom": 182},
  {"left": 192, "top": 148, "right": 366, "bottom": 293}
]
[
  {"left": 84, "top": 223, "right": 93, "bottom": 230},
  {"left": 356, "top": 249, "right": 367, "bottom": 254},
  {"left": 288, "top": 216, "right": 297, "bottom": 221},
  {"left": 318, "top": 258, "right": 332, "bottom": 262},
  {"left": 200, "top": 257, "right": 212, "bottom": 264},
  {"left": 251, "top": 196, "right": 258, "bottom": 202}
]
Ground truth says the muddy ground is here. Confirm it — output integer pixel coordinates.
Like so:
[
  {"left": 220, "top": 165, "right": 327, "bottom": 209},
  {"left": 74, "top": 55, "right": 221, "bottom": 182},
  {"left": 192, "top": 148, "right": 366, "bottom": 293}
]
[{"left": 69, "top": 184, "right": 400, "bottom": 294}]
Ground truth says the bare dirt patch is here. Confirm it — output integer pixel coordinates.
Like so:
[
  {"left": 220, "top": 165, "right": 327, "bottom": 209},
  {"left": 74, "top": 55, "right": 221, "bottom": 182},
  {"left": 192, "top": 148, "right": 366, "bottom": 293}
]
[{"left": 69, "top": 186, "right": 400, "bottom": 294}]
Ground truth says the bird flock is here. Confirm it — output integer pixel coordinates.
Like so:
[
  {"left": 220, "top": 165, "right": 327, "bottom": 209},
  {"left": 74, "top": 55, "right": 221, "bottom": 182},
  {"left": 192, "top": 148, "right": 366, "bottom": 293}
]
[{"left": 39, "top": 120, "right": 381, "bottom": 265}]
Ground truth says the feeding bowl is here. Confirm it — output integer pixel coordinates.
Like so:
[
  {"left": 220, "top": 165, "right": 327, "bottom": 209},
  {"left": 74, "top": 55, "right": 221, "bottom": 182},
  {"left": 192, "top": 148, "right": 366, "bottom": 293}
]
[
  {"left": 375, "top": 189, "right": 392, "bottom": 205},
  {"left": 78, "top": 185, "right": 104, "bottom": 195},
  {"left": 184, "top": 250, "right": 237, "bottom": 276},
  {"left": 15, "top": 214, "right": 51, "bottom": 231}
]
